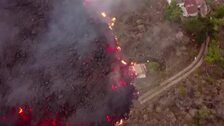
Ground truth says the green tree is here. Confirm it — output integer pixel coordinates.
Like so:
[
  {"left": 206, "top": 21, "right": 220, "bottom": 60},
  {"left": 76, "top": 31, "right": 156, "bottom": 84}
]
[
  {"left": 183, "top": 17, "right": 208, "bottom": 43},
  {"left": 164, "top": 0, "right": 182, "bottom": 22},
  {"left": 210, "top": 4, "right": 224, "bottom": 18},
  {"left": 205, "top": 39, "right": 222, "bottom": 63},
  {"left": 183, "top": 17, "right": 205, "bottom": 33}
]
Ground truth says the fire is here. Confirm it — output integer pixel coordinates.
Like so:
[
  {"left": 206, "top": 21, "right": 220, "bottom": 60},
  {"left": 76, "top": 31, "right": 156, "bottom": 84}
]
[
  {"left": 106, "top": 115, "right": 112, "bottom": 122},
  {"left": 101, "top": 12, "right": 107, "bottom": 17},
  {"left": 111, "top": 84, "right": 118, "bottom": 90},
  {"left": 0, "top": 1, "right": 136, "bottom": 126},
  {"left": 100, "top": 12, "right": 117, "bottom": 30},
  {"left": 121, "top": 60, "right": 127, "bottom": 65},
  {"left": 112, "top": 17, "right": 116, "bottom": 22},
  {"left": 117, "top": 46, "right": 121, "bottom": 51},
  {"left": 115, "top": 119, "right": 124, "bottom": 126},
  {"left": 18, "top": 107, "right": 23, "bottom": 114},
  {"left": 131, "top": 62, "right": 136, "bottom": 65}
]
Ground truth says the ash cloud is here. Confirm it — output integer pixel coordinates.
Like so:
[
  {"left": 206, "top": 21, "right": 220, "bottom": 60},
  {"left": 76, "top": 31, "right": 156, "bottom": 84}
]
[
  {"left": 85, "top": 0, "right": 142, "bottom": 15},
  {"left": 0, "top": 0, "right": 134, "bottom": 125}
]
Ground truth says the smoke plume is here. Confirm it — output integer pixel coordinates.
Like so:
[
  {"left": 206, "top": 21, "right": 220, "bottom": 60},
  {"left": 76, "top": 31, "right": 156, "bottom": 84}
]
[{"left": 0, "top": 0, "right": 134, "bottom": 125}]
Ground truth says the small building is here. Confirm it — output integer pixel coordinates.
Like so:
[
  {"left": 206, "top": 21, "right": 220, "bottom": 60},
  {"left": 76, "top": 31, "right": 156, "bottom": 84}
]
[
  {"left": 173, "top": 0, "right": 208, "bottom": 17},
  {"left": 129, "top": 64, "right": 147, "bottom": 79}
]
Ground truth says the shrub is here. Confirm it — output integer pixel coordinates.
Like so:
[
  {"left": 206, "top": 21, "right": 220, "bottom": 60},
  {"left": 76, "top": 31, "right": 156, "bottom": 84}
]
[
  {"left": 146, "top": 61, "right": 160, "bottom": 73},
  {"left": 183, "top": 17, "right": 216, "bottom": 43},
  {"left": 211, "top": 4, "right": 224, "bottom": 18},
  {"left": 194, "top": 106, "right": 211, "bottom": 125},
  {"left": 164, "top": 0, "right": 182, "bottom": 22},
  {"left": 205, "top": 39, "right": 221, "bottom": 63},
  {"left": 183, "top": 17, "right": 208, "bottom": 43}
]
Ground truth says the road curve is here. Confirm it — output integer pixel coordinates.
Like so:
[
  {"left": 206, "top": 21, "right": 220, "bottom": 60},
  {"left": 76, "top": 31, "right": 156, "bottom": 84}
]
[{"left": 139, "top": 37, "right": 210, "bottom": 104}]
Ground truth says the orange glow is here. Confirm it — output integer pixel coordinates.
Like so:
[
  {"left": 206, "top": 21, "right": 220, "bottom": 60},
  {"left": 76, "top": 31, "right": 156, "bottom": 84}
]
[
  {"left": 117, "top": 46, "right": 121, "bottom": 51},
  {"left": 109, "top": 26, "right": 113, "bottom": 30},
  {"left": 111, "top": 23, "right": 115, "bottom": 27},
  {"left": 131, "top": 62, "right": 136, "bottom": 65},
  {"left": 18, "top": 107, "right": 23, "bottom": 114},
  {"left": 112, "top": 17, "right": 116, "bottom": 22},
  {"left": 121, "top": 60, "right": 127, "bottom": 65},
  {"left": 112, "top": 84, "right": 118, "bottom": 90},
  {"left": 101, "top": 12, "right": 107, "bottom": 17},
  {"left": 106, "top": 115, "right": 111, "bottom": 122},
  {"left": 116, "top": 119, "right": 124, "bottom": 126}
]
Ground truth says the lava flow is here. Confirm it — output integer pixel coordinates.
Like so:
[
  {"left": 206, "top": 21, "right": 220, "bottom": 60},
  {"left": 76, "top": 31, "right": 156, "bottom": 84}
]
[{"left": 0, "top": 0, "right": 136, "bottom": 126}]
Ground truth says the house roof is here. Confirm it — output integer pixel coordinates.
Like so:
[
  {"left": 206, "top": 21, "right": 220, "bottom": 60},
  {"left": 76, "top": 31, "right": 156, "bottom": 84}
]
[
  {"left": 195, "top": 0, "right": 204, "bottom": 5},
  {"left": 184, "top": 0, "right": 198, "bottom": 15}
]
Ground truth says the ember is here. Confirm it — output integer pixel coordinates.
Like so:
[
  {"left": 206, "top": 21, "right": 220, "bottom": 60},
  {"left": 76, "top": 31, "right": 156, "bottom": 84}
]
[
  {"left": 121, "top": 60, "right": 128, "bottom": 65},
  {"left": 18, "top": 107, "right": 23, "bottom": 114},
  {"left": 101, "top": 12, "right": 107, "bottom": 17}
]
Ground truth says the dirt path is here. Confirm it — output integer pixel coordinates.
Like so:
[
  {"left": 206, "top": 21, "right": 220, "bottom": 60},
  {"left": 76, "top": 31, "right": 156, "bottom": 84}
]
[{"left": 139, "top": 37, "right": 210, "bottom": 104}]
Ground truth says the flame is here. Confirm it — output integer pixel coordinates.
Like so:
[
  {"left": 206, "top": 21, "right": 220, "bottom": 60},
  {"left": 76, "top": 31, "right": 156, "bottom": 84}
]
[
  {"left": 131, "top": 62, "right": 136, "bottom": 65},
  {"left": 101, "top": 12, "right": 107, "bottom": 17},
  {"left": 117, "top": 46, "right": 121, "bottom": 51},
  {"left": 112, "top": 17, "right": 116, "bottom": 22},
  {"left": 118, "top": 79, "right": 127, "bottom": 86},
  {"left": 115, "top": 119, "right": 124, "bottom": 126},
  {"left": 106, "top": 115, "right": 111, "bottom": 122},
  {"left": 100, "top": 12, "right": 116, "bottom": 30},
  {"left": 18, "top": 107, "right": 23, "bottom": 114},
  {"left": 121, "top": 60, "right": 127, "bottom": 65},
  {"left": 112, "top": 84, "right": 118, "bottom": 90},
  {"left": 109, "top": 26, "right": 113, "bottom": 30}
]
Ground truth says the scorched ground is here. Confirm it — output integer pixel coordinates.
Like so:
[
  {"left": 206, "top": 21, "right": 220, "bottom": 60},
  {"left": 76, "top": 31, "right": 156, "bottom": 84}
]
[{"left": 0, "top": 0, "right": 135, "bottom": 125}]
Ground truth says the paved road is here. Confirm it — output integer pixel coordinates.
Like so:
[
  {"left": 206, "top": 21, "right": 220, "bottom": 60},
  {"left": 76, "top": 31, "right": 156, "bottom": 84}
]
[{"left": 139, "top": 37, "right": 210, "bottom": 104}]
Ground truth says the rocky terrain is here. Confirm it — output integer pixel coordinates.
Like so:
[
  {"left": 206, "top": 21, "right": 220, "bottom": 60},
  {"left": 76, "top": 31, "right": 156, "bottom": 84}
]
[
  {"left": 127, "top": 63, "right": 224, "bottom": 126},
  {"left": 111, "top": 0, "right": 224, "bottom": 126},
  {"left": 113, "top": 0, "right": 198, "bottom": 92}
]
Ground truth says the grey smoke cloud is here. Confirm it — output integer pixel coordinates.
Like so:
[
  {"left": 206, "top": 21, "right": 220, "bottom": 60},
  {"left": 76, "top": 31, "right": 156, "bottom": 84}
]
[
  {"left": 0, "top": 0, "right": 135, "bottom": 125},
  {"left": 86, "top": 0, "right": 140, "bottom": 13}
]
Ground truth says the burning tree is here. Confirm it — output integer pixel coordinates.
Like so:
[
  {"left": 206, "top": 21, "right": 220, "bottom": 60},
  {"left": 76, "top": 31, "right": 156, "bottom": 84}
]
[{"left": 0, "top": 0, "right": 136, "bottom": 126}]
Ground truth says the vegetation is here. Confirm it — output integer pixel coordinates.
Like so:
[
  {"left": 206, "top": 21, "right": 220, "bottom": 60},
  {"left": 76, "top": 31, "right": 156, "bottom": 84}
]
[
  {"left": 205, "top": 39, "right": 222, "bottom": 63},
  {"left": 177, "top": 84, "right": 187, "bottom": 97},
  {"left": 194, "top": 106, "right": 211, "bottom": 125},
  {"left": 210, "top": 4, "right": 224, "bottom": 18},
  {"left": 146, "top": 61, "right": 160, "bottom": 73},
  {"left": 205, "top": 0, "right": 213, "bottom": 5},
  {"left": 182, "top": 4, "right": 224, "bottom": 43},
  {"left": 183, "top": 17, "right": 212, "bottom": 43},
  {"left": 164, "top": 0, "right": 182, "bottom": 22}
]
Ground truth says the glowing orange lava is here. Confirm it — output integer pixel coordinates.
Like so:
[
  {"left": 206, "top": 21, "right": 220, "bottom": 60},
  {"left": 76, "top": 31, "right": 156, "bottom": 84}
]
[
  {"left": 98, "top": 9, "right": 135, "bottom": 126},
  {"left": 18, "top": 107, "right": 23, "bottom": 114},
  {"left": 115, "top": 119, "right": 124, "bottom": 126},
  {"left": 121, "top": 60, "right": 127, "bottom": 65},
  {"left": 101, "top": 12, "right": 107, "bottom": 17}
]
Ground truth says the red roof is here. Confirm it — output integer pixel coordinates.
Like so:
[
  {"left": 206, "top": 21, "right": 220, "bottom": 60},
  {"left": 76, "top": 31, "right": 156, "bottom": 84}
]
[{"left": 184, "top": 0, "right": 198, "bottom": 15}]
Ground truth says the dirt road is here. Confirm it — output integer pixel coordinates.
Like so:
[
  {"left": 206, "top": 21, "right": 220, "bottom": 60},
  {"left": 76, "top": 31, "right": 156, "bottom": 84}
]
[{"left": 139, "top": 37, "right": 210, "bottom": 104}]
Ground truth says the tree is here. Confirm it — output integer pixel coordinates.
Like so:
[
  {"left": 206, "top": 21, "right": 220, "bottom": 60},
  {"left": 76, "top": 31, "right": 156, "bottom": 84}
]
[
  {"left": 210, "top": 4, "right": 224, "bottom": 18},
  {"left": 183, "top": 17, "right": 208, "bottom": 43},
  {"left": 205, "top": 39, "right": 222, "bottom": 63},
  {"left": 183, "top": 17, "right": 205, "bottom": 33},
  {"left": 164, "top": 0, "right": 182, "bottom": 22}
]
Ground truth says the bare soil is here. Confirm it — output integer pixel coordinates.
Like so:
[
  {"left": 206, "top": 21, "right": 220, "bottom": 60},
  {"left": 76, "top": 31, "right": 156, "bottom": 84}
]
[
  {"left": 109, "top": 0, "right": 224, "bottom": 125},
  {"left": 126, "top": 63, "right": 224, "bottom": 126},
  {"left": 112, "top": 0, "right": 197, "bottom": 93}
]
